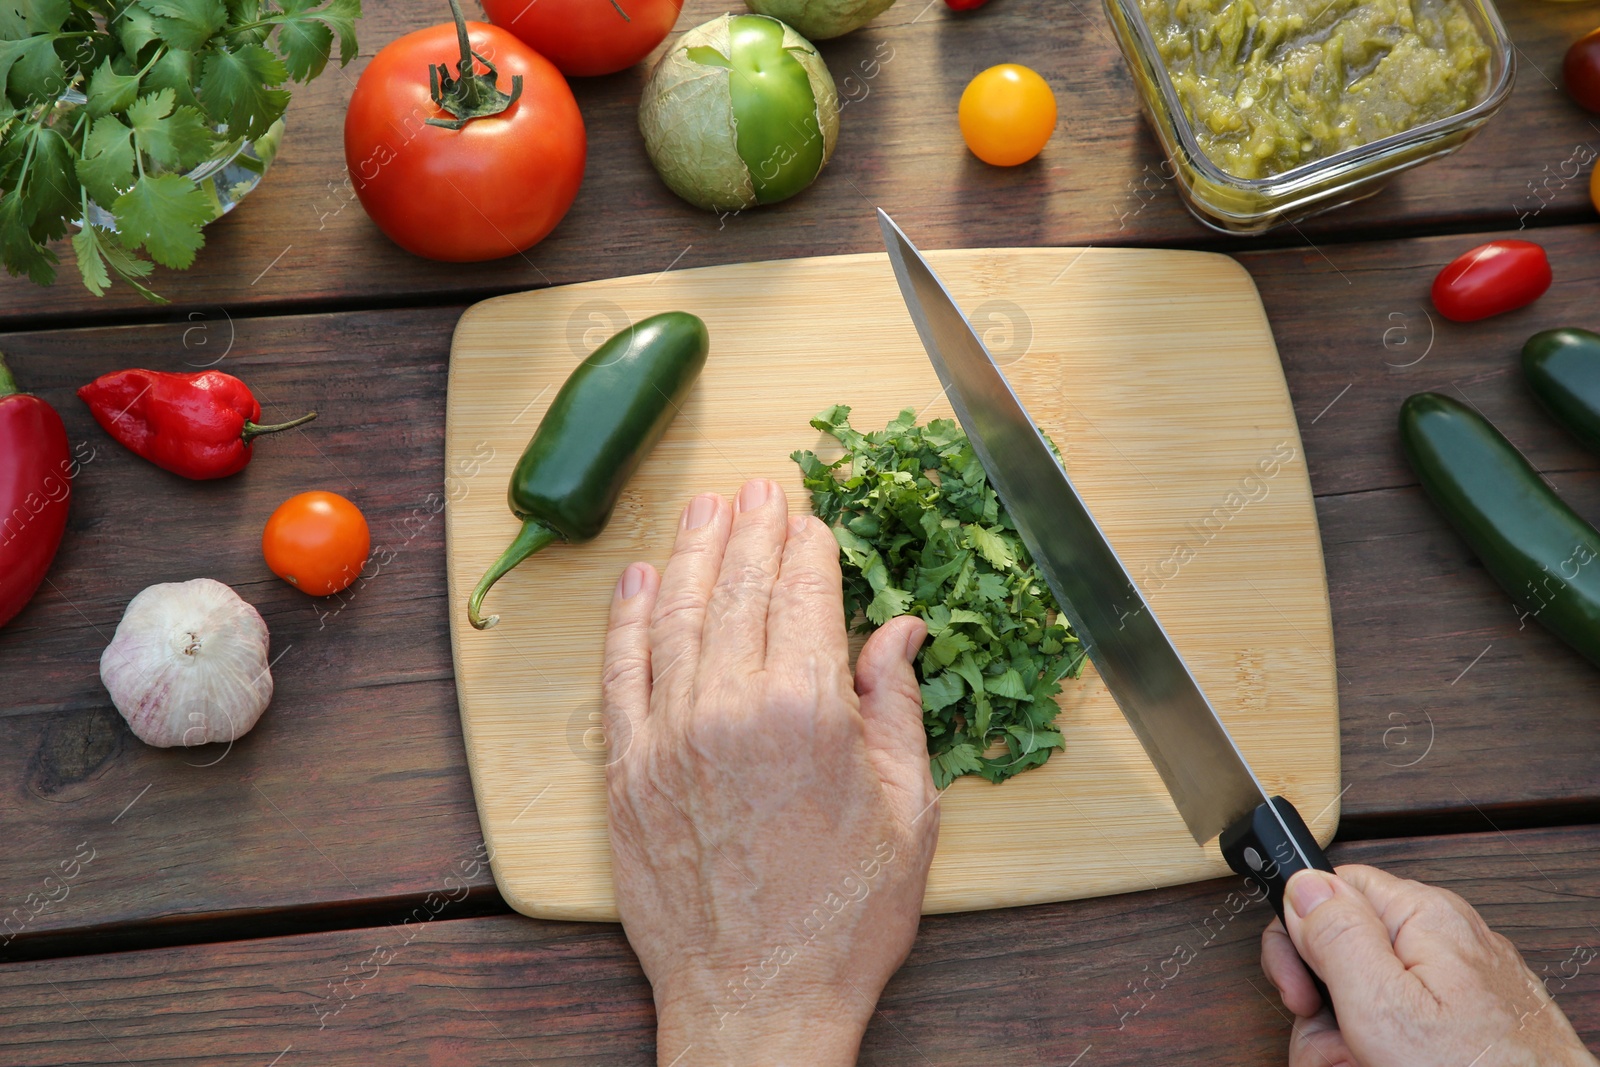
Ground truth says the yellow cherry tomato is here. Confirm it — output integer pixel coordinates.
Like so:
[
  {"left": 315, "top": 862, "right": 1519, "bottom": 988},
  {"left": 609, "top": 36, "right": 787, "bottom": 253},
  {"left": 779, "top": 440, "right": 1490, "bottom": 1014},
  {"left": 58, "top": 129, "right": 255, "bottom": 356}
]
[{"left": 959, "top": 63, "right": 1058, "bottom": 167}]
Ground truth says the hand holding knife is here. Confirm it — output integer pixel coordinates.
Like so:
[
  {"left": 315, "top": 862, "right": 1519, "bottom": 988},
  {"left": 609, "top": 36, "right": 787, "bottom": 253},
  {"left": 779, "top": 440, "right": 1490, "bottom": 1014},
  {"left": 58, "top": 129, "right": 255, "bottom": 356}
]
[{"left": 877, "top": 210, "right": 1337, "bottom": 1008}]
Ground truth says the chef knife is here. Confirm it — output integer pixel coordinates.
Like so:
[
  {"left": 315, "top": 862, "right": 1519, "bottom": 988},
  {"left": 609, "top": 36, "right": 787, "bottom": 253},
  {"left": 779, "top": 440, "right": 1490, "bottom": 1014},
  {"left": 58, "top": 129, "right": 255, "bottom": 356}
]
[{"left": 877, "top": 210, "right": 1336, "bottom": 980}]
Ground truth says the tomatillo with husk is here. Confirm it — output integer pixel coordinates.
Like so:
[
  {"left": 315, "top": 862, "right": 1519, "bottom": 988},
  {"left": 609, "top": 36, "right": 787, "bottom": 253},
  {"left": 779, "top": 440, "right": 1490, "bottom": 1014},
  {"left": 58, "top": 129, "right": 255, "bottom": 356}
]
[
  {"left": 467, "top": 312, "right": 710, "bottom": 631},
  {"left": 639, "top": 15, "right": 840, "bottom": 212},
  {"left": 744, "top": 0, "right": 896, "bottom": 39}
]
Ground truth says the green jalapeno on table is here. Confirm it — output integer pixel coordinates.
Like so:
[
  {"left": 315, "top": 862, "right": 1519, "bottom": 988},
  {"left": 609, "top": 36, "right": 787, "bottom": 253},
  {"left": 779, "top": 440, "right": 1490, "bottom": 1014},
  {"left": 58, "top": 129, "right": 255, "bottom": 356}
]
[
  {"left": 467, "top": 311, "right": 711, "bottom": 630},
  {"left": 1400, "top": 392, "right": 1600, "bottom": 668},
  {"left": 1523, "top": 328, "right": 1600, "bottom": 455}
]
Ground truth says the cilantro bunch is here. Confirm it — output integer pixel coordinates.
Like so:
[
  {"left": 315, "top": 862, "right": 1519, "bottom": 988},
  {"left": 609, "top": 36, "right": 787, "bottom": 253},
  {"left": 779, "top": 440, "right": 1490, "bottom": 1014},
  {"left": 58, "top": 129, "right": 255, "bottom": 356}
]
[
  {"left": 793, "top": 406, "right": 1086, "bottom": 788},
  {"left": 0, "top": 0, "right": 359, "bottom": 298}
]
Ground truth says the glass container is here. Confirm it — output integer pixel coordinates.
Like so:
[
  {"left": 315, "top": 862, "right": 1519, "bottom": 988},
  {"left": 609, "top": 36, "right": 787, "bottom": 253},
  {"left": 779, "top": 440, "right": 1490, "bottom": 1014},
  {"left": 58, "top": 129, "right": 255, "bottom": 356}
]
[{"left": 1103, "top": 0, "right": 1517, "bottom": 233}]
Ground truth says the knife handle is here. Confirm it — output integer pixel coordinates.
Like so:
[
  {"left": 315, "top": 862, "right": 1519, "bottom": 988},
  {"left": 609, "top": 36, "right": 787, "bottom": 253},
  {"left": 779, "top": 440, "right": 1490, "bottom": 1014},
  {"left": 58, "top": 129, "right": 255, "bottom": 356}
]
[{"left": 1219, "top": 796, "right": 1337, "bottom": 1016}]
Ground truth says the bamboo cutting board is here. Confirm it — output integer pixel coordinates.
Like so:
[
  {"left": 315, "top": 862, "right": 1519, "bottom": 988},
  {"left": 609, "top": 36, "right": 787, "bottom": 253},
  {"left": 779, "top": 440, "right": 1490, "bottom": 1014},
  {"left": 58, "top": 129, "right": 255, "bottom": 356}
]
[{"left": 444, "top": 247, "right": 1340, "bottom": 921}]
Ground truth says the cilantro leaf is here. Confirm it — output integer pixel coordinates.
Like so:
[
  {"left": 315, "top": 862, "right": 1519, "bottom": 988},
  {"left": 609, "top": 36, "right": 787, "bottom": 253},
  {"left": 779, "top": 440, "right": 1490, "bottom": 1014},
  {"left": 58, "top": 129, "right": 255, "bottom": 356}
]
[
  {"left": 0, "top": 192, "right": 57, "bottom": 283},
  {"left": 986, "top": 669, "right": 1030, "bottom": 700},
  {"left": 273, "top": 0, "right": 361, "bottom": 81},
  {"left": 86, "top": 56, "right": 143, "bottom": 116},
  {"left": 0, "top": 33, "right": 64, "bottom": 103},
  {"left": 143, "top": 48, "right": 201, "bottom": 108},
  {"left": 70, "top": 223, "right": 111, "bottom": 295},
  {"left": 920, "top": 671, "right": 964, "bottom": 713},
  {"left": 20, "top": 0, "right": 71, "bottom": 34},
  {"left": 931, "top": 744, "right": 983, "bottom": 790},
  {"left": 73, "top": 222, "right": 162, "bottom": 300},
  {"left": 112, "top": 171, "right": 213, "bottom": 267},
  {"left": 866, "top": 585, "right": 913, "bottom": 626},
  {"left": 13, "top": 124, "right": 74, "bottom": 239},
  {"left": 272, "top": 6, "right": 331, "bottom": 81},
  {"left": 76, "top": 114, "right": 137, "bottom": 205},
  {"left": 116, "top": 3, "right": 164, "bottom": 58},
  {"left": 966, "top": 524, "right": 1015, "bottom": 570},
  {"left": 139, "top": 0, "right": 227, "bottom": 51},
  {"left": 127, "top": 88, "right": 214, "bottom": 170},
  {"left": 199, "top": 42, "right": 288, "bottom": 139},
  {"left": 794, "top": 407, "right": 1086, "bottom": 787}
]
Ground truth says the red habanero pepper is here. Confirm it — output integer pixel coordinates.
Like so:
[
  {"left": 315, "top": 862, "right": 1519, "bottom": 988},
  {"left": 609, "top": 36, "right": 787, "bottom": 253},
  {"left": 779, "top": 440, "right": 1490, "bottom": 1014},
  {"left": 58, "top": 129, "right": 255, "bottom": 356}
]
[
  {"left": 0, "top": 353, "right": 72, "bottom": 630},
  {"left": 78, "top": 369, "right": 316, "bottom": 480}
]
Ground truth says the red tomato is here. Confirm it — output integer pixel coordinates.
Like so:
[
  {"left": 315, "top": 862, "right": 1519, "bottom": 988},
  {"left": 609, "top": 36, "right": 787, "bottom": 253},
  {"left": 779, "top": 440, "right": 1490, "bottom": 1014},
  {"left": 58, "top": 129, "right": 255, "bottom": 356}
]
[
  {"left": 480, "top": 0, "right": 681, "bottom": 77},
  {"left": 1564, "top": 28, "right": 1600, "bottom": 114},
  {"left": 945, "top": 0, "right": 992, "bottom": 8},
  {"left": 344, "top": 20, "right": 586, "bottom": 262},
  {"left": 1430, "top": 240, "right": 1552, "bottom": 323}
]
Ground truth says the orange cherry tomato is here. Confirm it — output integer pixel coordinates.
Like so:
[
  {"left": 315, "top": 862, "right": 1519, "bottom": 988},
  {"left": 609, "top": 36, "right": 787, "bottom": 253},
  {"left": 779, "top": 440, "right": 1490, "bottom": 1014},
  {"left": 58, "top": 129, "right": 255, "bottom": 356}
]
[
  {"left": 1592, "top": 155, "right": 1600, "bottom": 214},
  {"left": 262, "top": 491, "right": 371, "bottom": 596},
  {"left": 959, "top": 63, "right": 1057, "bottom": 167}
]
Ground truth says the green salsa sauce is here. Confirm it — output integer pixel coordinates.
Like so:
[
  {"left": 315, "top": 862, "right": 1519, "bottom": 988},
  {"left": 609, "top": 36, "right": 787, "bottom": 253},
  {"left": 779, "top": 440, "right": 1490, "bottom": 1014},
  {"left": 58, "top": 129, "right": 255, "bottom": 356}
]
[{"left": 1140, "top": 0, "right": 1491, "bottom": 179}]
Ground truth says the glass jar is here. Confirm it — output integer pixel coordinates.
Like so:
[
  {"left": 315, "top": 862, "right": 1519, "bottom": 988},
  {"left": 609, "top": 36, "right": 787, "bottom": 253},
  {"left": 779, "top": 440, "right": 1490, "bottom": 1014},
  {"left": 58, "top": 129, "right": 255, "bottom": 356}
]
[{"left": 1103, "top": 0, "right": 1517, "bottom": 233}]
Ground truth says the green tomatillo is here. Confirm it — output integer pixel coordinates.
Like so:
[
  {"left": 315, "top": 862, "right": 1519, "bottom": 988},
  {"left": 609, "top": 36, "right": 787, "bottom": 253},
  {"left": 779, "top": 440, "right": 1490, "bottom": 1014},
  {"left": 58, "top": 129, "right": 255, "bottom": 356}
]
[{"left": 639, "top": 15, "right": 839, "bottom": 213}]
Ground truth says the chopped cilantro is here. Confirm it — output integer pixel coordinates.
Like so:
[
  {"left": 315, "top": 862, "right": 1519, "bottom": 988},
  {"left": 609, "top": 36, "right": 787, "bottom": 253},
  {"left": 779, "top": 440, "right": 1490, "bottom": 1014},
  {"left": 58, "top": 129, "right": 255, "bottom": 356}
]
[{"left": 793, "top": 405, "right": 1086, "bottom": 788}]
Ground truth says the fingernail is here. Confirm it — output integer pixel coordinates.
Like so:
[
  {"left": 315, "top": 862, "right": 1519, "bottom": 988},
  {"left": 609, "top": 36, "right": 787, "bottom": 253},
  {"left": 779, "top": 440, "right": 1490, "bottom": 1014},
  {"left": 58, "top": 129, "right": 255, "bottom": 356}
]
[
  {"left": 903, "top": 621, "right": 927, "bottom": 663},
  {"left": 1288, "top": 870, "right": 1334, "bottom": 919},
  {"left": 618, "top": 563, "right": 645, "bottom": 600},
  {"left": 683, "top": 494, "right": 718, "bottom": 530},
  {"left": 788, "top": 514, "right": 808, "bottom": 536},
  {"left": 736, "top": 479, "right": 773, "bottom": 513}
]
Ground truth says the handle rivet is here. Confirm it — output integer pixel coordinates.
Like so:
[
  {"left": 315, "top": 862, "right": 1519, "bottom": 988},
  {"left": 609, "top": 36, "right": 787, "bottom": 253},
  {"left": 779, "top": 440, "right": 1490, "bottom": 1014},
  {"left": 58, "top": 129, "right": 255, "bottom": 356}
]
[{"left": 1244, "top": 846, "right": 1264, "bottom": 871}]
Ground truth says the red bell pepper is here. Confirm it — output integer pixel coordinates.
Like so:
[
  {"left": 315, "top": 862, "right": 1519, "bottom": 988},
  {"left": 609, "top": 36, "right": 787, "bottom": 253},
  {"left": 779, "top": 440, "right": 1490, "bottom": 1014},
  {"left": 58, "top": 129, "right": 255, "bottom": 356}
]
[
  {"left": 78, "top": 369, "right": 316, "bottom": 480},
  {"left": 0, "top": 353, "right": 72, "bottom": 630}
]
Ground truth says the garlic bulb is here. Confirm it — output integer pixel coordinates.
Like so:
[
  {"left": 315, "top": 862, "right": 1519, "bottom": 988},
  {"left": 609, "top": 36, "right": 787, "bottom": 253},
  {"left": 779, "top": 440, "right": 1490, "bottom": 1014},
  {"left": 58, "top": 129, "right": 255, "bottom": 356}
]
[{"left": 100, "top": 578, "right": 274, "bottom": 748}]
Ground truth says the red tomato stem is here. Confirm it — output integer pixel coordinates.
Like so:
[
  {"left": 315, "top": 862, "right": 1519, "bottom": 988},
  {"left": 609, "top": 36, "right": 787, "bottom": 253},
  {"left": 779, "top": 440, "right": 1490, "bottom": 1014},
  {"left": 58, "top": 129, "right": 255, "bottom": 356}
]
[{"left": 429, "top": 0, "right": 524, "bottom": 130}]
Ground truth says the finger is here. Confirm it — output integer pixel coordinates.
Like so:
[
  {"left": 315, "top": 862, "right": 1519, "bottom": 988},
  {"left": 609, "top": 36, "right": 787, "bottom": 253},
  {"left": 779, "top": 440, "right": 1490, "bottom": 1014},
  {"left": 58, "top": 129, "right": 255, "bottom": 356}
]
[
  {"left": 1283, "top": 869, "right": 1411, "bottom": 1011},
  {"left": 856, "top": 614, "right": 933, "bottom": 814},
  {"left": 1261, "top": 918, "right": 1323, "bottom": 1018},
  {"left": 1332, "top": 863, "right": 1481, "bottom": 951},
  {"left": 601, "top": 562, "right": 658, "bottom": 768},
  {"left": 766, "top": 513, "right": 849, "bottom": 673},
  {"left": 1288, "top": 1009, "right": 1356, "bottom": 1067},
  {"left": 700, "top": 479, "right": 787, "bottom": 679},
  {"left": 649, "top": 493, "right": 733, "bottom": 703}
]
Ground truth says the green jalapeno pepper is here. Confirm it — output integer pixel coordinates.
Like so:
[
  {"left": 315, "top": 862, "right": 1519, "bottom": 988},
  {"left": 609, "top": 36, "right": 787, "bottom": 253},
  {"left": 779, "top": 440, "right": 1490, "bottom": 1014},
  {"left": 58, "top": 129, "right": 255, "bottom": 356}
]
[
  {"left": 1523, "top": 328, "right": 1600, "bottom": 455},
  {"left": 468, "top": 311, "right": 710, "bottom": 630},
  {"left": 1401, "top": 391, "right": 1600, "bottom": 668}
]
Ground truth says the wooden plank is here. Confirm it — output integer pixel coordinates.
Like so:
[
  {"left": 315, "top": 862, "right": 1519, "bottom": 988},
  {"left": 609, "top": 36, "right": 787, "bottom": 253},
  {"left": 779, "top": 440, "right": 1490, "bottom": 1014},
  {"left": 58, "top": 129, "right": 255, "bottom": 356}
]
[
  {"left": 0, "top": 826, "right": 1594, "bottom": 1064},
  {"left": 0, "top": 0, "right": 1596, "bottom": 322},
  {"left": 1246, "top": 223, "right": 1600, "bottom": 499},
  {"left": 5, "top": 222, "right": 1600, "bottom": 943},
  {"left": 444, "top": 246, "right": 1339, "bottom": 920},
  {"left": 1318, "top": 478, "right": 1600, "bottom": 827}
]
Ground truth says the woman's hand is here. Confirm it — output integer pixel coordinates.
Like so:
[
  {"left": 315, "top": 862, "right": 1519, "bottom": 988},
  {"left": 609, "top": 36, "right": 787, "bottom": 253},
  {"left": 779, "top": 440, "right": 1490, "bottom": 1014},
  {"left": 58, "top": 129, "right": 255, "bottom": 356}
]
[
  {"left": 602, "top": 478, "right": 940, "bottom": 1067},
  {"left": 1261, "top": 864, "right": 1598, "bottom": 1067}
]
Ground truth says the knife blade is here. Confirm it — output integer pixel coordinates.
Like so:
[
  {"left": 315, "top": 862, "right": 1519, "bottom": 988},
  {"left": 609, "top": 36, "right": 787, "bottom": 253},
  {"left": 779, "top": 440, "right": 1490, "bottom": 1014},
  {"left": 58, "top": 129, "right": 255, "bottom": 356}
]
[{"left": 876, "top": 209, "right": 1334, "bottom": 951}]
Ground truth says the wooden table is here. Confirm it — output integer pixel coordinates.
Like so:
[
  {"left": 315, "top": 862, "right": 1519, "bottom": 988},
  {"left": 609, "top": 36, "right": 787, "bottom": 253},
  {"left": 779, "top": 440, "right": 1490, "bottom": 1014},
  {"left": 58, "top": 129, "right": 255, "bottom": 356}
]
[{"left": 3, "top": 1, "right": 1599, "bottom": 1062}]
